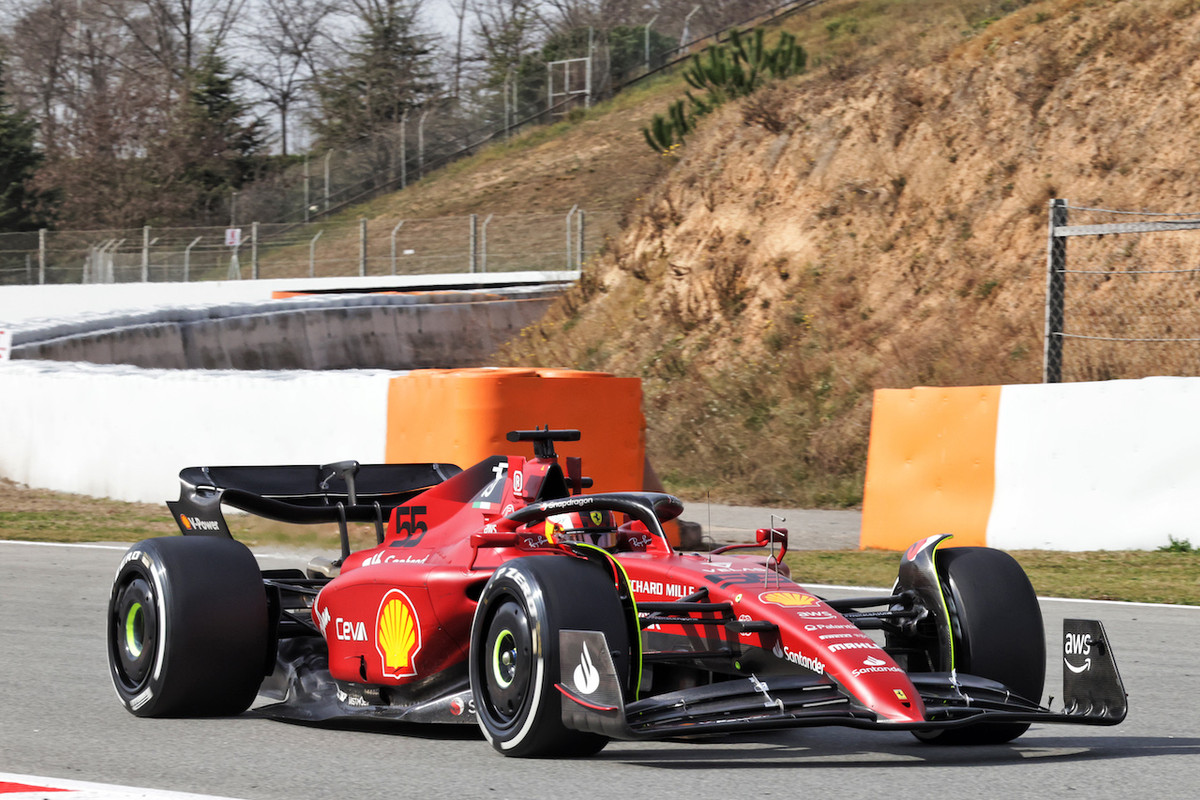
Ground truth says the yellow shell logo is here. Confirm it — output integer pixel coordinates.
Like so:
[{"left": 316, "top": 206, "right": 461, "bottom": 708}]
[
  {"left": 760, "top": 591, "right": 819, "bottom": 607},
  {"left": 376, "top": 590, "right": 421, "bottom": 678}
]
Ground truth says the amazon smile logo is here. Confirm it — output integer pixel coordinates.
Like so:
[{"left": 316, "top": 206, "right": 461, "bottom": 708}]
[{"left": 1064, "top": 630, "right": 1093, "bottom": 674}]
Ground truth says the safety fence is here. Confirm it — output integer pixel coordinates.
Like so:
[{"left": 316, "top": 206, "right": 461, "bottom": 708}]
[
  {"left": 0, "top": 209, "right": 618, "bottom": 286},
  {"left": 230, "top": 0, "right": 827, "bottom": 225},
  {"left": 1044, "top": 199, "right": 1200, "bottom": 382}
]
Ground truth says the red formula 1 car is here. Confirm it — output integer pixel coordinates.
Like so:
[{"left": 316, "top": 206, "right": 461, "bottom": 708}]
[{"left": 107, "top": 429, "right": 1126, "bottom": 757}]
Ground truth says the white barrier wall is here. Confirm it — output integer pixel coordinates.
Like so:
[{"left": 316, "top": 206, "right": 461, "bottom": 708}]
[
  {"left": 0, "top": 361, "right": 396, "bottom": 504},
  {"left": 0, "top": 272, "right": 579, "bottom": 326},
  {"left": 988, "top": 377, "right": 1200, "bottom": 550}
]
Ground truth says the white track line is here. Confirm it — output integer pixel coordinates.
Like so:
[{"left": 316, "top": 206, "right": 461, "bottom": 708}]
[{"left": 0, "top": 773, "right": 247, "bottom": 800}]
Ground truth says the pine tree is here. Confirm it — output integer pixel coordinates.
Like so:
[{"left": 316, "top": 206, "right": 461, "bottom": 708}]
[
  {"left": 0, "top": 59, "right": 47, "bottom": 232},
  {"left": 311, "top": 0, "right": 439, "bottom": 146}
]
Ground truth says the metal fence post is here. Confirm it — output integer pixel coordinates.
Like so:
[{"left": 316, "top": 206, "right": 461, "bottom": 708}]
[
  {"left": 469, "top": 214, "right": 478, "bottom": 273},
  {"left": 390, "top": 220, "right": 404, "bottom": 274},
  {"left": 251, "top": 221, "right": 260, "bottom": 280},
  {"left": 565, "top": 205, "right": 578, "bottom": 268},
  {"left": 304, "top": 156, "right": 311, "bottom": 223},
  {"left": 324, "top": 150, "right": 332, "bottom": 212},
  {"left": 577, "top": 209, "right": 585, "bottom": 269},
  {"left": 480, "top": 214, "right": 493, "bottom": 273},
  {"left": 359, "top": 218, "right": 368, "bottom": 277},
  {"left": 141, "top": 225, "right": 150, "bottom": 282},
  {"left": 38, "top": 228, "right": 45, "bottom": 284},
  {"left": 184, "top": 236, "right": 201, "bottom": 282},
  {"left": 1044, "top": 198, "right": 1068, "bottom": 383},
  {"left": 401, "top": 110, "right": 408, "bottom": 189},
  {"left": 309, "top": 230, "right": 322, "bottom": 277}
]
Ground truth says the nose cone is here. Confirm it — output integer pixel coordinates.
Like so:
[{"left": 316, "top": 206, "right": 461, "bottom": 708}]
[{"left": 829, "top": 652, "right": 926, "bottom": 722}]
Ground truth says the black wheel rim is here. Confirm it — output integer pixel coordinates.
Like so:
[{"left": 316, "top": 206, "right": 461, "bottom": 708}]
[
  {"left": 111, "top": 576, "right": 158, "bottom": 692},
  {"left": 480, "top": 599, "right": 533, "bottom": 729}
]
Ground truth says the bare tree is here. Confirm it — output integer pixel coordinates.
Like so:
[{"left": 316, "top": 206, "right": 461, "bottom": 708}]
[
  {"left": 92, "top": 0, "right": 249, "bottom": 86},
  {"left": 243, "top": 0, "right": 332, "bottom": 155}
]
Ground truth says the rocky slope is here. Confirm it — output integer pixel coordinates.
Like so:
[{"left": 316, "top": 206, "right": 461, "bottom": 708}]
[{"left": 503, "top": 0, "right": 1200, "bottom": 505}]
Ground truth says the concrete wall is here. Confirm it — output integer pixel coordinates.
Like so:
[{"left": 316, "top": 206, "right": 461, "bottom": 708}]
[
  {"left": 2, "top": 273, "right": 576, "bottom": 371},
  {"left": 11, "top": 290, "right": 558, "bottom": 370},
  {"left": 0, "top": 272, "right": 578, "bottom": 326}
]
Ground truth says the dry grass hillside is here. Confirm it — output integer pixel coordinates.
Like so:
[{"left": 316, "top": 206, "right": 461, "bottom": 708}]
[{"left": 497, "top": 0, "right": 1200, "bottom": 506}]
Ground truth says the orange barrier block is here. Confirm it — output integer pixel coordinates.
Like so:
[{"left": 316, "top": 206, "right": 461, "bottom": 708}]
[
  {"left": 860, "top": 386, "right": 1001, "bottom": 550},
  {"left": 385, "top": 367, "right": 657, "bottom": 528}
]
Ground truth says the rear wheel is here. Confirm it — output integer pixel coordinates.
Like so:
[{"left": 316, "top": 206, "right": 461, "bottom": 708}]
[
  {"left": 913, "top": 546, "right": 1045, "bottom": 745},
  {"left": 470, "top": 556, "right": 632, "bottom": 757},
  {"left": 108, "top": 536, "right": 268, "bottom": 717}
]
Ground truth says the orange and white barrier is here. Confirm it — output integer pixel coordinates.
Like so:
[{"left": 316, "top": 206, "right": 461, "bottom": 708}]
[
  {"left": 0, "top": 364, "right": 645, "bottom": 509},
  {"left": 862, "top": 377, "right": 1200, "bottom": 551}
]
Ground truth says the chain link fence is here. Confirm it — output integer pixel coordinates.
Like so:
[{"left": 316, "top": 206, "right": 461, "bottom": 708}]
[
  {"left": 232, "top": 0, "right": 826, "bottom": 224},
  {"left": 1045, "top": 199, "right": 1200, "bottom": 382},
  {"left": 0, "top": 210, "right": 618, "bottom": 287}
]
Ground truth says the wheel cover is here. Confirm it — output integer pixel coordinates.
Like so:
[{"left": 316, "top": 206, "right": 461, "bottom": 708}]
[
  {"left": 111, "top": 576, "right": 157, "bottom": 691},
  {"left": 480, "top": 601, "right": 533, "bottom": 728}
]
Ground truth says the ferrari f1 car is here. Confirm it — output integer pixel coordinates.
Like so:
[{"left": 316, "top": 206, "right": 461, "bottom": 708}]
[{"left": 107, "top": 429, "right": 1126, "bottom": 757}]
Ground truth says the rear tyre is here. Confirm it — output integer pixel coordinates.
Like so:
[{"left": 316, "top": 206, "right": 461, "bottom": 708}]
[
  {"left": 913, "top": 547, "right": 1045, "bottom": 745},
  {"left": 108, "top": 536, "right": 268, "bottom": 717},
  {"left": 470, "top": 556, "right": 631, "bottom": 757}
]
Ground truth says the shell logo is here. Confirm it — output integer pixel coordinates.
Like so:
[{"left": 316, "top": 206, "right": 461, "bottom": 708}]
[
  {"left": 376, "top": 589, "right": 422, "bottom": 678},
  {"left": 759, "top": 591, "right": 819, "bottom": 607}
]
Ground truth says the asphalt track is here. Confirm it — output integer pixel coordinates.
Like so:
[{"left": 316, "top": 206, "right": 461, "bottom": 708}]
[{"left": 2, "top": 539, "right": 1197, "bottom": 800}]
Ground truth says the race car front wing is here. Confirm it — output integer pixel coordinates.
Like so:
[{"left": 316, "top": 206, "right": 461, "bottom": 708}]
[{"left": 556, "top": 618, "right": 1127, "bottom": 740}]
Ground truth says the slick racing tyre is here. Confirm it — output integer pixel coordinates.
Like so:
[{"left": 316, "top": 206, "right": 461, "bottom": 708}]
[
  {"left": 108, "top": 536, "right": 268, "bottom": 717},
  {"left": 915, "top": 546, "right": 1045, "bottom": 745},
  {"left": 469, "top": 555, "right": 632, "bottom": 758}
]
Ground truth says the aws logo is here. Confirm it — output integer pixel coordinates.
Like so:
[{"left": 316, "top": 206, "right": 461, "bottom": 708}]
[{"left": 376, "top": 590, "right": 422, "bottom": 678}]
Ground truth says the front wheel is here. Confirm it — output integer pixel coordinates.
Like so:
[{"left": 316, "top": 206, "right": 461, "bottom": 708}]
[
  {"left": 108, "top": 536, "right": 268, "bottom": 717},
  {"left": 914, "top": 546, "right": 1045, "bottom": 745},
  {"left": 469, "top": 556, "right": 632, "bottom": 757}
]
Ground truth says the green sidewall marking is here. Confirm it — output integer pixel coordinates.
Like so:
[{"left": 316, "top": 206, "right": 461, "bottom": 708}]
[
  {"left": 492, "top": 629, "right": 515, "bottom": 688},
  {"left": 125, "top": 602, "right": 143, "bottom": 658},
  {"left": 573, "top": 542, "right": 644, "bottom": 701}
]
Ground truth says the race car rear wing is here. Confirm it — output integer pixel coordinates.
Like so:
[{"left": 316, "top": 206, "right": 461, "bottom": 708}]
[{"left": 167, "top": 461, "right": 461, "bottom": 557}]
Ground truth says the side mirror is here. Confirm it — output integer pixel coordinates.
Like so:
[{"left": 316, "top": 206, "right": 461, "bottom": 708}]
[{"left": 756, "top": 527, "right": 788, "bottom": 547}]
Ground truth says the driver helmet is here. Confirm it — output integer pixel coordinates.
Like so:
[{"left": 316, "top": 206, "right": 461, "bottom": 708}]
[{"left": 545, "top": 509, "right": 618, "bottom": 549}]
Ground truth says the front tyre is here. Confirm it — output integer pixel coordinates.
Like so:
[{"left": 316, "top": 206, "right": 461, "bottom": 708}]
[
  {"left": 108, "top": 536, "right": 268, "bottom": 717},
  {"left": 915, "top": 546, "right": 1045, "bottom": 745},
  {"left": 470, "top": 556, "right": 631, "bottom": 758}
]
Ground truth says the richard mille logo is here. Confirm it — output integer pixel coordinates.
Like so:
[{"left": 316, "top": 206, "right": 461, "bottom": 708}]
[{"left": 574, "top": 644, "right": 600, "bottom": 695}]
